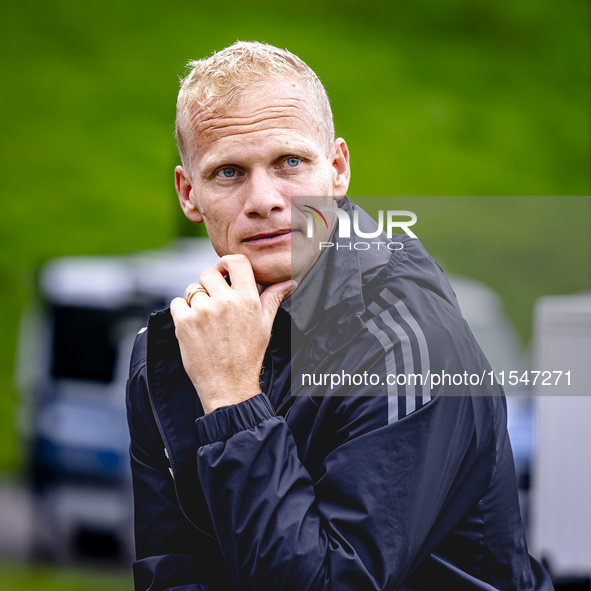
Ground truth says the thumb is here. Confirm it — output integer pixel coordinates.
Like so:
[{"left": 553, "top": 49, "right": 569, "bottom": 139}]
[{"left": 259, "top": 279, "right": 297, "bottom": 325}]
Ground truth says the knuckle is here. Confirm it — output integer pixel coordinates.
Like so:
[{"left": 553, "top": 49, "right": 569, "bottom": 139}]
[
  {"left": 170, "top": 296, "right": 183, "bottom": 311},
  {"left": 199, "top": 268, "right": 216, "bottom": 281},
  {"left": 221, "top": 295, "right": 234, "bottom": 306}
]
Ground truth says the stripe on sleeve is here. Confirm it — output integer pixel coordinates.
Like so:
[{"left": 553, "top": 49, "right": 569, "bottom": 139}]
[
  {"left": 366, "top": 313, "right": 399, "bottom": 423},
  {"left": 380, "top": 289, "right": 431, "bottom": 404},
  {"left": 368, "top": 301, "right": 417, "bottom": 419},
  {"left": 365, "top": 289, "right": 433, "bottom": 422},
  {"left": 367, "top": 301, "right": 415, "bottom": 420}
]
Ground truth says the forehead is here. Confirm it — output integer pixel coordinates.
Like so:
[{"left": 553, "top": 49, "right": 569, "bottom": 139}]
[{"left": 186, "top": 78, "right": 325, "bottom": 169}]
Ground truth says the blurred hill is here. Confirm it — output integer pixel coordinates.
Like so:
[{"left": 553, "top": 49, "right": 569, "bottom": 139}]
[{"left": 0, "top": 0, "right": 589, "bottom": 472}]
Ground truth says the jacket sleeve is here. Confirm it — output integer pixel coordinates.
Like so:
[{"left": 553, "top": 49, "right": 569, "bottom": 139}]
[
  {"left": 126, "top": 333, "right": 211, "bottom": 591},
  {"left": 194, "top": 390, "right": 498, "bottom": 591}
]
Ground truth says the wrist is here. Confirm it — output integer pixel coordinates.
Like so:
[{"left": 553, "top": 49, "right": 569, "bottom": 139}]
[{"left": 200, "top": 385, "right": 262, "bottom": 414}]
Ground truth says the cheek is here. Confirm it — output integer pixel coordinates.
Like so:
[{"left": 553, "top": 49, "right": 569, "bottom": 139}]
[
  {"left": 199, "top": 190, "right": 248, "bottom": 252},
  {"left": 202, "top": 211, "right": 232, "bottom": 249}
]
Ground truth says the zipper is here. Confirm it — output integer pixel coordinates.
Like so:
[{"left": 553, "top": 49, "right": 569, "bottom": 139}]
[{"left": 145, "top": 314, "right": 217, "bottom": 540}]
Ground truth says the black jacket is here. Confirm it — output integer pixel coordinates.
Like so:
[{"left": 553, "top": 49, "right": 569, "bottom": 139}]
[{"left": 126, "top": 200, "right": 553, "bottom": 590}]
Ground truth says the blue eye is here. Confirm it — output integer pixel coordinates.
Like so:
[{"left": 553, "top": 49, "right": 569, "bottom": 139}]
[
  {"left": 286, "top": 157, "right": 301, "bottom": 167},
  {"left": 218, "top": 168, "right": 237, "bottom": 178}
]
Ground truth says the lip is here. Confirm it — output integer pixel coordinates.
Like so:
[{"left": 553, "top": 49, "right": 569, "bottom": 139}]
[{"left": 242, "top": 229, "right": 294, "bottom": 245}]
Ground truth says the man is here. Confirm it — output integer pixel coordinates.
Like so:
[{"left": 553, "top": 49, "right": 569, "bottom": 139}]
[{"left": 126, "top": 41, "right": 553, "bottom": 590}]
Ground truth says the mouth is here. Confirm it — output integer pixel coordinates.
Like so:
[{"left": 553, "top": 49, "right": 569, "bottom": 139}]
[{"left": 242, "top": 229, "right": 294, "bottom": 244}]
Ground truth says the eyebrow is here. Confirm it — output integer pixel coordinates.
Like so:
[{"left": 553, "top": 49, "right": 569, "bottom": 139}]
[{"left": 199, "top": 140, "right": 320, "bottom": 179}]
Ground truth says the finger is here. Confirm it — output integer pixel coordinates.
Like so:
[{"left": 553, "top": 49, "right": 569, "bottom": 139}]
[
  {"left": 198, "top": 268, "right": 232, "bottom": 297},
  {"left": 170, "top": 296, "right": 190, "bottom": 323},
  {"left": 215, "top": 254, "right": 258, "bottom": 294},
  {"left": 259, "top": 279, "right": 297, "bottom": 326},
  {"left": 184, "top": 283, "right": 208, "bottom": 301},
  {"left": 184, "top": 284, "right": 210, "bottom": 308}
]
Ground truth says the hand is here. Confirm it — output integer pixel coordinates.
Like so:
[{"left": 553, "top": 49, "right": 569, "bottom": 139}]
[{"left": 170, "top": 254, "right": 295, "bottom": 413}]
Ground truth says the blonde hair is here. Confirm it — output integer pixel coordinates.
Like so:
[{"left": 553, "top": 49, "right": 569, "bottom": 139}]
[{"left": 175, "top": 41, "right": 335, "bottom": 172}]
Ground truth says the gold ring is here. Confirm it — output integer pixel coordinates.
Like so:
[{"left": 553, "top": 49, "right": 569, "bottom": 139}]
[{"left": 185, "top": 287, "right": 209, "bottom": 306}]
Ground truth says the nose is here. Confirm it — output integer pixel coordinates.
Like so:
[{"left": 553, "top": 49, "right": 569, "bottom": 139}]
[{"left": 242, "top": 169, "right": 287, "bottom": 218}]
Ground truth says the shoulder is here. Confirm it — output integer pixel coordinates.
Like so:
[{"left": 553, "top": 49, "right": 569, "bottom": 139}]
[
  {"left": 362, "top": 235, "right": 459, "bottom": 311},
  {"left": 126, "top": 327, "right": 148, "bottom": 419},
  {"left": 357, "top": 239, "right": 456, "bottom": 358},
  {"left": 129, "top": 326, "right": 148, "bottom": 379},
  {"left": 127, "top": 307, "right": 178, "bottom": 385},
  {"left": 360, "top": 235, "right": 472, "bottom": 360}
]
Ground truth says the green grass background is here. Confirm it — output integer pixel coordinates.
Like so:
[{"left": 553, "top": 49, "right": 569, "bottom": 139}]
[
  {"left": 0, "top": 562, "right": 132, "bottom": 591},
  {"left": 1, "top": 0, "right": 589, "bottom": 474}
]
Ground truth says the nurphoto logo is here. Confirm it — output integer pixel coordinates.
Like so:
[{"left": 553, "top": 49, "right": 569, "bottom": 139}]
[{"left": 303, "top": 205, "right": 419, "bottom": 250}]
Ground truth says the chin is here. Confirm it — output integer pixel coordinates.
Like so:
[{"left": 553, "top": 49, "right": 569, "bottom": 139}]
[
  {"left": 245, "top": 247, "right": 319, "bottom": 286},
  {"left": 252, "top": 267, "right": 291, "bottom": 286},
  {"left": 250, "top": 256, "right": 292, "bottom": 285}
]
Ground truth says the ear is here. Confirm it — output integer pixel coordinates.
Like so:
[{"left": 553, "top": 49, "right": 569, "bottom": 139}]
[
  {"left": 330, "top": 138, "right": 351, "bottom": 202},
  {"left": 175, "top": 166, "right": 204, "bottom": 223}
]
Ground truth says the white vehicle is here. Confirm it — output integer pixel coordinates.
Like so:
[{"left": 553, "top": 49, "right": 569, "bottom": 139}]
[{"left": 529, "top": 292, "right": 591, "bottom": 581}]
